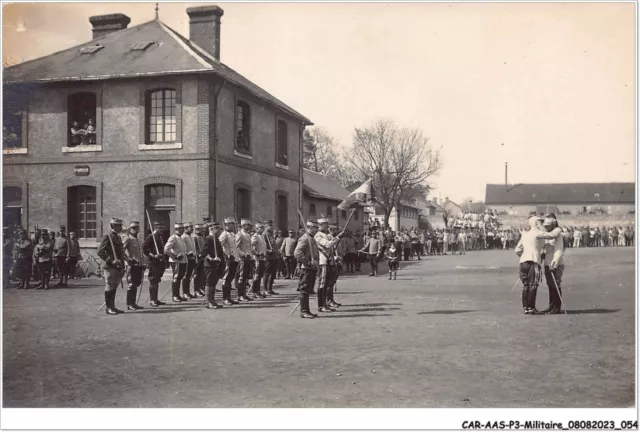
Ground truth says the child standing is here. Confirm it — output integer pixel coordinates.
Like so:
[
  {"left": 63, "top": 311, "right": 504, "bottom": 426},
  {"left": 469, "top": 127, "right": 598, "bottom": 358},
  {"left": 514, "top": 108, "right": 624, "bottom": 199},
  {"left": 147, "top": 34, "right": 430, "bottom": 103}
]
[{"left": 386, "top": 243, "right": 400, "bottom": 280}]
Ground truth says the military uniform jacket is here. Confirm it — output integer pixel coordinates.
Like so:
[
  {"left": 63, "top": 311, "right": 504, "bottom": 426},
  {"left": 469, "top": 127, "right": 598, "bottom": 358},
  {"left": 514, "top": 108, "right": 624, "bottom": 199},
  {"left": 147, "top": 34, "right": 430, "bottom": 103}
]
[
  {"left": 14, "top": 239, "right": 33, "bottom": 260},
  {"left": 193, "top": 234, "right": 205, "bottom": 262},
  {"left": 203, "top": 235, "right": 225, "bottom": 267},
  {"left": 264, "top": 233, "right": 280, "bottom": 260},
  {"left": 97, "top": 231, "right": 125, "bottom": 269},
  {"left": 123, "top": 234, "right": 145, "bottom": 266},
  {"left": 143, "top": 232, "right": 165, "bottom": 261},
  {"left": 294, "top": 232, "right": 319, "bottom": 269},
  {"left": 182, "top": 233, "right": 197, "bottom": 260},
  {"left": 543, "top": 229, "right": 565, "bottom": 267},
  {"left": 53, "top": 236, "right": 68, "bottom": 257},
  {"left": 251, "top": 233, "right": 267, "bottom": 260},
  {"left": 219, "top": 230, "right": 239, "bottom": 260},
  {"left": 280, "top": 237, "right": 297, "bottom": 257},
  {"left": 314, "top": 230, "right": 340, "bottom": 266},
  {"left": 236, "top": 230, "right": 252, "bottom": 259}
]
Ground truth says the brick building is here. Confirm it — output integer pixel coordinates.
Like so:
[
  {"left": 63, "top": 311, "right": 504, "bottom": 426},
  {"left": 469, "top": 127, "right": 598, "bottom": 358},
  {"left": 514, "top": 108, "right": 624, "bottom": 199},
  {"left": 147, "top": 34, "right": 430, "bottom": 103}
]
[
  {"left": 3, "top": 6, "right": 312, "bottom": 253},
  {"left": 302, "top": 169, "right": 365, "bottom": 232},
  {"left": 485, "top": 183, "right": 635, "bottom": 217}
]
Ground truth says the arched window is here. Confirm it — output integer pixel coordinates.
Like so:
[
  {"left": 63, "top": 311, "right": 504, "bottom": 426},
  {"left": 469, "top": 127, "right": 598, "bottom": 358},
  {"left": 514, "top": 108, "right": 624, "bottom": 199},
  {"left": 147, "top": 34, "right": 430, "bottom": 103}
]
[
  {"left": 144, "top": 183, "right": 176, "bottom": 239},
  {"left": 146, "top": 88, "right": 177, "bottom": 143},
  {"left": 309, "top": 204, "right": 316, "bottom": 216},
  {"left": 68, "top": 186, "right": 97, "bottom": 239},
  {"left": 326, "top": 206, "right": 333, "bottom": 218},
  {"left": 235, "top": 100, "right": 251, "bottom": 153},
  {"left": 68, "top": 92, "right": 97, "bottom": 146}
]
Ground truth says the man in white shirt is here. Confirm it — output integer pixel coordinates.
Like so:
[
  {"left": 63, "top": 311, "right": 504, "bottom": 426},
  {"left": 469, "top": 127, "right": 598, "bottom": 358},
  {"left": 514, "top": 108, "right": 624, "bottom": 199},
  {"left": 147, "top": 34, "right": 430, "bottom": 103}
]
[
  {"left": 250, "top": 222, "right": 268, "bottom": 299},
  {"left": 218, "top": 217, "right": 240, "bottom": 305},
  {"left": 515, "top": 216, "right": 547, "bottom": 314},
  {"left": 457, "top": 230, "right": 467, "bottom": 255},
  {"left": 164, "top": 222, "right": 188, "bottom": 303}
]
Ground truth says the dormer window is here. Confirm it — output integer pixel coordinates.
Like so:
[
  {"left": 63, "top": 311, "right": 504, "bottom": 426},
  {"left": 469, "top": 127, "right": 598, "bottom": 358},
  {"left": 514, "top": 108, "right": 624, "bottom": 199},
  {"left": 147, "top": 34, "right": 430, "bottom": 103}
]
[
  {"left": 79, "top": 45, "right": 104, "bottom": 55},
  {"left": 131, "top": 42, "right": 154, "bottom": 51}
]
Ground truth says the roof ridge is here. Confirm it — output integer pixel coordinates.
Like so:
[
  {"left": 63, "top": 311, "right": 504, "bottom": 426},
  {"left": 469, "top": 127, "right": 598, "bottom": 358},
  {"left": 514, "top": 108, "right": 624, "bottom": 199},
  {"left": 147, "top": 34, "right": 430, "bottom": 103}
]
[{"left": 4, "top": 18, "right": 157, "bottom": 72}]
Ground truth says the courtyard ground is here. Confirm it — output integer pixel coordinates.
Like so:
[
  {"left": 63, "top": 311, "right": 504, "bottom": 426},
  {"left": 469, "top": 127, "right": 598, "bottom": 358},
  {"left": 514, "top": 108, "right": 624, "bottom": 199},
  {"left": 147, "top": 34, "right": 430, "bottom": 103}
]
[{"left": 2, "top": 247, "right": 635, "bottom": 408}]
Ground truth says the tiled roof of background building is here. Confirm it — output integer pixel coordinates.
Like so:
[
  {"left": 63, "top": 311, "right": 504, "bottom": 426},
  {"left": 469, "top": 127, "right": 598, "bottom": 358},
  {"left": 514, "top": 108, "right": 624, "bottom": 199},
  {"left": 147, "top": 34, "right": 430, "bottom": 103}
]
[{"left": 485, "top": 183, "right": 635, "bottom": 205}]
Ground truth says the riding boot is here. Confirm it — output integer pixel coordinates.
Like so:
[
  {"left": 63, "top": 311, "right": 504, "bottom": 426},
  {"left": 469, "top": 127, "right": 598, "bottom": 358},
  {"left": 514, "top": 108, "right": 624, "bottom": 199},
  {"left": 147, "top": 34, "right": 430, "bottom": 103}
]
[
  {"left": 105, "top": 291, "right": 118, "bottom": 315},
  {"left": 528, "top": 288, "right": 538, "bottom": 313},
  {"left": 127, "top": 287, "right": 144, "bottom": 310},
  {"left": 172, "top": 281, "right": 183, "bottom": 302},
  {"left": 205, "top": 285, "right": 220, "bottom": 309},
  {"left": 223, "top": 285, "right": 238, "bottom": 305},
  {"left": 300, "top": 293, "right": 314, "bottom": 319},
  {"left": 521, "top": 289, "right": 529, "bottom": 311},
  {"left": 112, "top": 290, "right": 124, "bottom": 314}
]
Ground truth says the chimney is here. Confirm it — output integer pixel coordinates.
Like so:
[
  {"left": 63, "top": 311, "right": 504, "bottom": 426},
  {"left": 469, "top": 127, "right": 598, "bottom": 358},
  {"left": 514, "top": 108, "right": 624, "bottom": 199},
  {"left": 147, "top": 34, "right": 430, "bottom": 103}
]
[
  {"left": 186, "top": 5, "right": 224, "bottom": 60},
  {"left": 89, "top": 13, "right": 131, "bottom": 40}
]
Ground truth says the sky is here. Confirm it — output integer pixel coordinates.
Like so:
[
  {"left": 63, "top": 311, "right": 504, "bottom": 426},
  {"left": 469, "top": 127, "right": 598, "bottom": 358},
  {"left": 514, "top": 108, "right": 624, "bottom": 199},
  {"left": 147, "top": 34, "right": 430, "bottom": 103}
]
[{"left": 2, "top": 2, "right": 636, "bottom": 204}]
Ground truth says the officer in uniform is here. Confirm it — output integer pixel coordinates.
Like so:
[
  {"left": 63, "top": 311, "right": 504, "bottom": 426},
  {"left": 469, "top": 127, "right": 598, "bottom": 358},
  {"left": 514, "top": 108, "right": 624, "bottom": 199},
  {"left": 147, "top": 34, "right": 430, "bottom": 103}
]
[
  {"left": 35, "top": 229, "right": 54, "bottom": 290},
  {"left": 294, "top": 220, "right": 320, "bottom": 319},
  {"left": 165, "top": 222, "right": 188, "bottom": 302},
  {"left": 181, "top": 222, "right": 198, "bottom": 299},
  {"left": 263, "top": 220, "right": 280, "bottom": 296},
  {"left": 53, "top": 225, "right": 69, "bottom": 287},
  {"left": 250, "top": 222, "right": 268, "bottom": 298},
  {"left": 541, "top": 214, "right": 566, "bottom": 314},
  {"left": 314, "top": 218, "right": 344, "bottom": 313},
  {"left": 192, "top": 223, "right": 206, "bottom": 298},
  {"left": 123, "top": 221, "right": 145, "bottom": 311},
  {"left": 327, "top": 223, "right": 344, "bottom": 308},
  {"left": 236, "top": 218, "right": 254, "bottom": 302},
  {"left": 143, "top": 221, "right": 167, "bottom": 307},
  {"left": 14, "top": 229, "right": 33, "bottom": 289},
  {"left": 219, "top": 217, "right": 240, "bottom": 305},
  {"left": 280, "top": 230, "right": 298, "bottom": 279},
  {"left": 203, "top": 222, "right": 225, "bottom": 309},
  {"left": 97, "top": 218, "right": 126, "bottom": 315}
]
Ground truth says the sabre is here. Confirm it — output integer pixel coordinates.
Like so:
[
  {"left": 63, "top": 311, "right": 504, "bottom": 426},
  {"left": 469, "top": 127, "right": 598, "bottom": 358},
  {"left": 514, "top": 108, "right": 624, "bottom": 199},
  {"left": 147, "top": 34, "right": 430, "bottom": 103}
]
[
  {"left": 143, "top": 210, "right": 162, "bottom": 304},
  {"left": 289, "top": 294, "right": 301, "bottom": 315},
  {"left": 511, "top": 278, "right": 520, "bottom": 293}
]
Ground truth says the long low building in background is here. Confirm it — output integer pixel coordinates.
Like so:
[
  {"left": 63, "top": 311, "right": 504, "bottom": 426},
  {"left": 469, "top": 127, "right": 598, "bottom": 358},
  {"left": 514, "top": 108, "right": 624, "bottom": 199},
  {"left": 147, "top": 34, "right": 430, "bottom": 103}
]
[{"left": 485, "top": 183, "right": 635, "bottom": 216}]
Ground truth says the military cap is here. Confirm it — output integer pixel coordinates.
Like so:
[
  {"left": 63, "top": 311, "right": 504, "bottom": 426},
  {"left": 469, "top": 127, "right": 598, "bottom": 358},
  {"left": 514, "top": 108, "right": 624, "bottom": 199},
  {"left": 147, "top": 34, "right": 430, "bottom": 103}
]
[
  {"left": 110, "top": 217, "right": 122, "bottom": 225},
  {"left": 153, "top": 221, "right": 163, "bottom": 227},
  {"left": 211, "top": 221, "right": 221, "bottom": 228},
  {"left": 317, "top": 217, "right": 330, "bottom": 224},
  {"left": 174, "top": 222, "right": 184, "bottom": 229},
  {"left": 255, "top": 222, "right": 265, "bottom": 228},
  {"left": 185, "top": 222, "right": 193, "bottom": 227},
  {"left": 224, "top": 217, "right": 236, "bottom": 224},
  {"left": 264, "top": 220, "right": 274, "bottom": 226},
  {"left": 59, "top": 225, "right": 66, "bottom": 230},
  {"left": 306, "top": 220, "right": 319, "bottom": 228},
  {"left": 240, "top": 218, "right": 252, "bottom": 226},
  {"left": 194, "top": 223, "right": 204, "bottom": 229},
  {"left": 329, "top": 223, "right": 338, "bottom": 229},
  {"left": 288, "top": 229, "right": 295, "bottom": 233},
  {"left": 129, "top": 221, "right": 140, "bottom": 228}
]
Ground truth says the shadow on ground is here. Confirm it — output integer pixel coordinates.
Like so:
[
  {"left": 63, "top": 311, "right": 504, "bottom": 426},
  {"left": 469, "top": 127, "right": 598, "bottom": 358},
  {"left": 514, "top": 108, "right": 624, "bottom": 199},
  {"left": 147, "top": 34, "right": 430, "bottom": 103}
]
[{"left": 417, "top": 309, "right": 477, "bottom": 315}]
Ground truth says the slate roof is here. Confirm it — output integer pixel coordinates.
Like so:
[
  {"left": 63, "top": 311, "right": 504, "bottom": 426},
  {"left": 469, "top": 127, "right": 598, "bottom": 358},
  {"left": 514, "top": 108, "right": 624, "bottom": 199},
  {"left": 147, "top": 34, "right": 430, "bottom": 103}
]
[
  {"left": 303, "top": 169, "right": 348, "bottom": 202},
  {"left": 485, "top": 183, "right": 636, "bottom": 205},
  {"left": 3, "top": 19, "right": 312, "bottom": 124}
]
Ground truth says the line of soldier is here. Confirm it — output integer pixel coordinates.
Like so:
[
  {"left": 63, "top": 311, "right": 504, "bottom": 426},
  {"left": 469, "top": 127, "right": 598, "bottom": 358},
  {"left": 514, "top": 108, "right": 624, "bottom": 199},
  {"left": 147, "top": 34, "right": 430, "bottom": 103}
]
[
  {"left": 96, "top": 216, "right": 357, "bottom": 318},
  {"left": 4, "top": 225, "right": 81, "bottom": 291}
]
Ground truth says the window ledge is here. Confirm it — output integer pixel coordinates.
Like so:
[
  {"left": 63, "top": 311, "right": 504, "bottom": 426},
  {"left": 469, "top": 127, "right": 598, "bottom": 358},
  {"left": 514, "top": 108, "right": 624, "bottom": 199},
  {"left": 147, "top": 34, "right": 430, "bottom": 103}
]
[
  {"left": 62, "top": 145, "right": 102, "bottom": 153},
  {"left": 139, "top": 143, "right": 183, "bottom": 151},
  {"left": 3, "top": 148, "right": 28, "bottom": 155},
  {"left": 234, "top": 150, "right": 252, "bottom": 160},
  {"left": 275, "top": 162, "right": 290, "bottom": 170},
  {"left": 78, "top": 239, "right": 99, "bottom": 248}
]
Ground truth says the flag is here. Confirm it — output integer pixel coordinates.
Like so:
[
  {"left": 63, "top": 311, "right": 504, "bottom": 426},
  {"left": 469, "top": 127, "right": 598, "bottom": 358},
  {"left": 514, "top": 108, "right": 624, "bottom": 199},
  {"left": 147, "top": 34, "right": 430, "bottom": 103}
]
[{"left": 338, "top": 179, "right": 373, "bottom": 210}]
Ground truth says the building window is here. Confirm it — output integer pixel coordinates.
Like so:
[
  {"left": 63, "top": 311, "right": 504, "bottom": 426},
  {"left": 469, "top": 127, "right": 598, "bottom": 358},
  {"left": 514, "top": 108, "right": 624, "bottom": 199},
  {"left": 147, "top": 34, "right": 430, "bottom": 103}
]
[
  {"left": 146, "top": 89, "right": 177, "bottom": 144},
  {"left": 309, "top": 204, "right": 316, "bottom": 216},
  {"left": 326, "top": 206, "right": 333, "bottom": 218},
  {"left": 68, "top": 186, "right": 97, "bottom": 239},
  {"left": 355, "top": 210, "right": 359, "bottom": 221},
  {"left": 276, "top": 193, "right": 288, "bottom": 232},
  {"left": 3, "top": 87, "right": 26, "bottom": 150},
  {"left": 147, "top": 184, "right": 176, "bottom": 207},
  {"left": 67, "top": 92, "right": 97, "bottom": 147},
  {"left": 235, "top": 100, "right": 251, "bottom": 154},
  {"left": 341, "top": 210, "right": 347, "bottom": 219},
  {"left": 236, "top": 187, "right": 251, "bottom": 220},
  {"left": 276, "top": 119, "right": 288, "bottom": 165},
  {"left": 3, "top": 187, "right": 22, "bottom": 227}
]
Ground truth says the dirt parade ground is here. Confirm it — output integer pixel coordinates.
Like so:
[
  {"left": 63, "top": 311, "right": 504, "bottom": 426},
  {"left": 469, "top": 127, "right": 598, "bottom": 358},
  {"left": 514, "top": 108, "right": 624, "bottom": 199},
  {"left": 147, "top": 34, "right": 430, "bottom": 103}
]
[{"left": 2, "top": 247, "right": 635, "bottom": 408}]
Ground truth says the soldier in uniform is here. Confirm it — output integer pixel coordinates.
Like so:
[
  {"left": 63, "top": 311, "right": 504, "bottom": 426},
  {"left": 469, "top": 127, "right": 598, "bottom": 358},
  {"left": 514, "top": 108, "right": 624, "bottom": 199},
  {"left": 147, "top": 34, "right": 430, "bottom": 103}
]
[
  {"left": 250, "top": 222, "right": 268, "bottom": 299},
  {"left": 143, "top": 221, "right": 167, "bottom": 307},
  {"left": 66, "top": 231, "right": 80, "bottom": 280},
  {"left": 123, "top": 221, "right": 145, "bottom": 311},
  {"left": 342, "top": 230, "right": 356, "bottom": 273},
  {"left": 235, "top": 218, "right": 254, "bottom": 302},
  {"left": 203, "top": 222, "right": 225, "bottom": 309},
  {"left": 181, "top": 222, "right": 198, "bottom": 299},
  {"left": 540, "top": 214, "right": 566, "bottom": 314},
  {"left": 314, "top": 218, "right": 343, "bottom": 313},
  {"left": 263, "top": 220, "right": 280, "bottom": 296},
  {"left": 219, "top": 217, "right": 240, "bottom": 305},
  {"left": 14, "top": 229, "right": 33, "bottom": 289},
  {"left": 192, "top": 223, "right": 206, "bottom": 298},
  {"left": 164, "top": 222, "right": 188, "bottom": 302},
  {"left": 97, "top": 218, "right": 126, "bottom": 315},
  {"left": 353, "top": 230, "right": 363, "bottom": 272},
  {"left": 53, "top": 225, "right": 69, "bottom": 287},
  {"left": 326, "top": 223, "right": 344, "bottom": 308},
  {"left": 294, "top": 220, "right": 320, "bottom": 319},
  {"left": 35, "top": 229, "right": 54, "bottom": 290},
  {"left": 280, "top": 229, "right": 298, "bottom": 279}
]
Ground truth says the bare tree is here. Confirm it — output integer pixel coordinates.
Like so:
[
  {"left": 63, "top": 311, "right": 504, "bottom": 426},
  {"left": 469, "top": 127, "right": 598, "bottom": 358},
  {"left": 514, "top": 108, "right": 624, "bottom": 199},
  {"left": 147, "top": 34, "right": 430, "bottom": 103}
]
[
  {"left": 303, "top": 128, "right": 364, "bottom": 188},
  {"left": 345, "top": 119, "right": 442, "bottom": 228}
]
